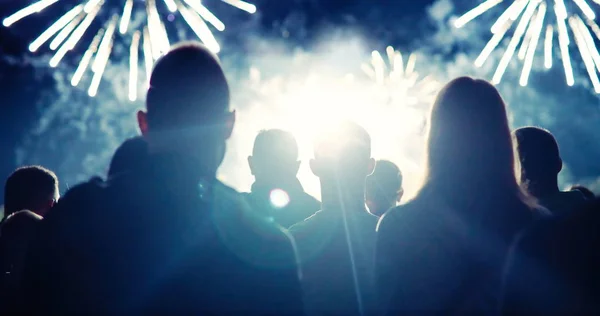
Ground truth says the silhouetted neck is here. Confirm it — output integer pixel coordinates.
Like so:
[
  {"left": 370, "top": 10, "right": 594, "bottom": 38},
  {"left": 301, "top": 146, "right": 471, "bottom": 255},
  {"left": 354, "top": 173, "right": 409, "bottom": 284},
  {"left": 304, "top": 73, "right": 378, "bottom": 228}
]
[
  {"left": 526, "top": 179, "right": 560, "bottom": 198},
  {"left": 146, "top": 152, "right": 216, "bottom": 182},
  {"left": 251, "top": 178, "right": 305, "bottom": 195},
  {"left": 320, "top": 179, "right": 368, "bottom": 214}
]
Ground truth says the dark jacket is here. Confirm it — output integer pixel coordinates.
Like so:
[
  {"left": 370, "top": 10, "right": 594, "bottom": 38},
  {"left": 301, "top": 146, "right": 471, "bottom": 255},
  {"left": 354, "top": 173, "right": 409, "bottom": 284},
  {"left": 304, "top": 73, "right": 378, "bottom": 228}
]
[
  {"left": 20, "top": 156, "right": 303, "bottom": 314},
  {"left": 376, "top": 194, "right": 545, "bottom": 314},
  {"left": 502, "top": 198, "right": 600, "bottom": 314},
  {"left": 289, "top": 206, "right": 378, "bottom": 315},
  {"left": 536, "top": 190, "right": 587, "bottom": 217},
  {"left": 0, "top": 210, "right": 42, "bottom": 309},
  {"left": 245, "top": 179, "right": 320, "bottom": 228}
]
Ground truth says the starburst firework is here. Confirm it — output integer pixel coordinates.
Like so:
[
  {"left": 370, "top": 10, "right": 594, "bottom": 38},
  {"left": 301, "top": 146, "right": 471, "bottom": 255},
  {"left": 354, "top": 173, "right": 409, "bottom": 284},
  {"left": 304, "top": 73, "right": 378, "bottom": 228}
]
[
  {"left": 3, "top": 0, "right": 256, "bottom": 100},
  {"left": 455, "top": 0, "right": 600, "bottom": 93},
  {"left": 361, "top": 47, "right": 439, "bottom": 106}
]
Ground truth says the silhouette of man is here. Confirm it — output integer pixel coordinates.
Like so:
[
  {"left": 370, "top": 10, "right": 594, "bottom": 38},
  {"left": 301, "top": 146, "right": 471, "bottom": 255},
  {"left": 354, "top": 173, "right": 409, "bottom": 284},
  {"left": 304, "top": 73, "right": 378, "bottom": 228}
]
[
  {"left": 245, "top": 129, "right": 320, "bottom": 228},
  {"left": 289, "top": 121, "right": 378, "bottom": 315},
  {"left": 107, "top": 136, "right": 148, "bottom": 178},
  {"left": 513, "top": 126, "right": 586, "bottom": 216},
  {"left": 21, "top": 43, "right": 303, "bottom": 314},
  {"left": 366, "top": 160, "right": 403, "bottom": 217},
  {"left": 0, "top": 166, "right": 58, "bottom": 309}
]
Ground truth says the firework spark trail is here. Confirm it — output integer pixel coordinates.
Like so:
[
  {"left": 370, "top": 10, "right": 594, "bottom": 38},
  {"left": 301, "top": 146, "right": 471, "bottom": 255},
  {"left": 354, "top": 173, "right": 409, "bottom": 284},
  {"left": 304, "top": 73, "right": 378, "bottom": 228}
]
[
  {"left": 361, "top": 47, "right": 439, "bottom": 107},
  {"left": 520, "top": 2, "right": 547, "bottom": 86},
  {"left": 29, "top": 5, "right": 83, "bottom": 52},
  {"left": 3, "top": 0, "right": 257, "bottom": 99},
  {"left": 456, "top": 0, "right": 600, "bottom": 92},
  {"left": 129, "top": 31, "right": 141, "bottom": 101},
  {"left": 89, "top": 15, "right": 118, "bottom": 97},
  {"left": 71, "top": 28, "right": 105, "bottom": 86}
]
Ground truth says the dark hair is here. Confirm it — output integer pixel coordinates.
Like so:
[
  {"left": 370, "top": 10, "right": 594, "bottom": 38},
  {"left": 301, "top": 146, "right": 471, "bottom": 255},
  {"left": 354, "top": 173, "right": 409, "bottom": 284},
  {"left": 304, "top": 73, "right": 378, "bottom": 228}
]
[
  {"left": 108, "top": 136, "right": 148, "bottom": 177},
  {"left": 146, "top": 42, "right": 230, "bottom": 130},
  {"left": 250, "top": 129, "right": 300, "bottom": 180},
  {"left": 253, "top": 129, "right": 299, "bottom": 162},
  {"left": 420, "top": 77, "right": 531, "bottom": 221},
  {"left": 4, "top": 166, "right": 58, "bottom": 217},
  {"left": 367, "top": 160, "right": 403, "bottom": 200},
  {"left": 513, "top": 126, "right": 561, "bottom": 182}
]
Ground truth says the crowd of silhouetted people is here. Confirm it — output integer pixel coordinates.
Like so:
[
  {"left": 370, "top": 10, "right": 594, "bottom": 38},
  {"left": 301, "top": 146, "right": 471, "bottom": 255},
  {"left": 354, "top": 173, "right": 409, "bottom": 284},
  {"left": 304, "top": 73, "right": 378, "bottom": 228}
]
[{"left": 0, "top": 42, "right": 599, "bottom": 315}]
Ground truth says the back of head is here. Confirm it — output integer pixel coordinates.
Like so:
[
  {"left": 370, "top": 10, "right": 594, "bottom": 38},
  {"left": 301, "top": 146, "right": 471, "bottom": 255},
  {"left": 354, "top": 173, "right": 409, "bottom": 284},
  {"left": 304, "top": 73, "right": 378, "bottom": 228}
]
[
  {"left": 423, "top": 77, "right": 524, "bottom": 211},
  {"left": 366, "top": 160, "right": 403, "bottom": 215},
  {"left": 250, "top": 129, "right": 299, "bottom": 182},
  {"left": 312, "top": 121, "right": 372, "bottom": 181},
  {"left": 146, "top": 42, "right": 230, "bottom": 131},
  {"left": 4, "top": 166, "right": 59, "bottom": 217},
  {"left": 108, "top": 136, "right": 148, "bottom": 178},
  {"left": 513, "top": 127, "right": 561, "bottom": 184},
  {"left": 142, "top": 42, "right": 232, "bottom": 176}
]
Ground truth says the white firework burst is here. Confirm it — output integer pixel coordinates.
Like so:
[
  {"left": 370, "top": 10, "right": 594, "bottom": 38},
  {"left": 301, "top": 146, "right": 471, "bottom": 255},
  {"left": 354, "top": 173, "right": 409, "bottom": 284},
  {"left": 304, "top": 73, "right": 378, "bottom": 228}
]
[
  {"left": 455, "top": 0, "right": 600, "bottom": 93},
  {"left": 3, "top": 0, "right": 256, "bottom": 100}
]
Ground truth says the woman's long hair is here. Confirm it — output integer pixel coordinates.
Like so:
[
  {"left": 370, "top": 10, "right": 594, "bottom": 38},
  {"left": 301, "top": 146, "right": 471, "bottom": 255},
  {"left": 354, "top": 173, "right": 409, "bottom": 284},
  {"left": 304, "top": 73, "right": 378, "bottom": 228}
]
[{"left": 418, "top": 77, "right": 533, "bottom": 226}]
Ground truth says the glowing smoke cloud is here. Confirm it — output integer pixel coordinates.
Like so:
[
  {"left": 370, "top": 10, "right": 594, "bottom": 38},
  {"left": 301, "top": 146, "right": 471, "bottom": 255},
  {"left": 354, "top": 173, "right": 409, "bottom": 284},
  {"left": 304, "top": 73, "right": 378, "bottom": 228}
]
[
  {"left": 15, "top": 60, "right": 143, "bottom": 187},
  {"left": 3, "top": 0, "right": 256, "bottom": 100},
  {"left": 220, "top": 40, "right": 433, "bottom": 200},
  {"left": 455, "top": 0, "right": 600, "bottom": 93}
]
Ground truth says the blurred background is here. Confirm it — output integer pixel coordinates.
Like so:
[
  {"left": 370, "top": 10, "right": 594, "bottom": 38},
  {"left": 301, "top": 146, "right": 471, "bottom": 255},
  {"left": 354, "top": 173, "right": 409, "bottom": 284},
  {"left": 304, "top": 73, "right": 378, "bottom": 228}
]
[{"left": 1, "top": 0, "right": 599, "bottom": 206}]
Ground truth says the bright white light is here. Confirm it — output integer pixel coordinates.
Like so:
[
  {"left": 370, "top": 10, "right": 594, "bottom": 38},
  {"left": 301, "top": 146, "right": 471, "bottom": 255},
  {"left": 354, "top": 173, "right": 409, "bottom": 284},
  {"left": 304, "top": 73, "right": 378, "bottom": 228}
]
[
  {"left": 227, "top": 58, "right": 429, "bottom": 201},
  {"left": 270, "top": 189, "right": 290, "bottom": 209}
]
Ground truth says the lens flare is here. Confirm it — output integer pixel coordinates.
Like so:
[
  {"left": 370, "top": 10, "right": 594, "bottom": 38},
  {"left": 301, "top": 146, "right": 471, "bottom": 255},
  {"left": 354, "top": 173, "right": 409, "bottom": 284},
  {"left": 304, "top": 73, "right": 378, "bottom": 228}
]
[
  {"left": 456, "top": 0, "right": 600, "bottom": 92},
  {"left": 3, "top": 0, "right": 257, "bottom": 98},
  {"left": 269, "top": 189, "right": 291, "bottom": 209}
]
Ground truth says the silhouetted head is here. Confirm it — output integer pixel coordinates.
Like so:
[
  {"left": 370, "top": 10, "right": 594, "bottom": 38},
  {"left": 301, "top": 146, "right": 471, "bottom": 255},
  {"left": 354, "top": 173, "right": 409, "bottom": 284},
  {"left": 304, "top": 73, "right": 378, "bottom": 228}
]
[
  {"left": 513, "top": 127, "right": 562, "bottom": 188},
  {"left": 4, "top": 166, "right": 59, "bottom": 218},
  {"left": 108, "top": 136, "right": 149, "bottom": 178},
  {"left": 248, "top": 129, "right": 300, "bottom": 184},
  {"left": 310, "top": 121, "right": 375, "bottom": 186},
  {"left": 138, "top": 42, "right": 234, "bottom": 176},
  {"left": 422, "top": 77, "right": 524, "bottom": 207},
  {"left": 366, "top": 160, "right": 403, "bottom": 217},
  {"left": 569, "top": 185, "right": 595, "bottom": 200}
]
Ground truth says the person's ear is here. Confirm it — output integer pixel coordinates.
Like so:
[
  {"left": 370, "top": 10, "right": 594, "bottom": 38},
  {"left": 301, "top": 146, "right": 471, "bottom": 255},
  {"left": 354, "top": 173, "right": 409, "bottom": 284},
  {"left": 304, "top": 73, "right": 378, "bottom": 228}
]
[
  {"left": 397, "top": 188, "right": 404, "bottom": 203},
  {"left": 248, "top": 156, "right": 255, "bottom": 176},
  {"left": 367, "top": 158, "right": 376, "bottom": 175},
  {"left": 310, "top": 158, "right": 321, "bottom": 177},
  {"left": 293, "top": 160, "right": 301, "bottom": 175},
  {"left": 137, "top": 110, "right": 149, "bottom": 136},
  {"left": 557, "top": 158, "right": 563, "bottom": 173},
  {"left": 224, "top": 110, "right": 236, "bottom": 139}
]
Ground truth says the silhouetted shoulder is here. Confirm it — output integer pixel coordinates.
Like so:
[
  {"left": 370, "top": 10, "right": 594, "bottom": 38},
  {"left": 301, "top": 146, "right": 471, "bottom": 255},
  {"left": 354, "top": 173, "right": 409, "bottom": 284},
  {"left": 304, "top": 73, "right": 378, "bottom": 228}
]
[
  {"left": 377, "top": 198, "right": 453, "bottom": 234},
  {"left": 288, "top": 210, "right": 329, "bottom": 235},
  {"left": 377, "top": 202, "right": 416, "bottom": 229},
  {"left": 0, "top": 210, "right": 42, "bottom": 246},
  {"left": 304, "top": 193, "right": 321, "bottom": 210},
  {"left": 211, "top": 181, "right": 300, "bottom": 271},
  {"left": 3, "top": 210, "right": 42, "bottom": 222},
  {"left": 37, "top": 176, "right": 105, "bottom": 229}
]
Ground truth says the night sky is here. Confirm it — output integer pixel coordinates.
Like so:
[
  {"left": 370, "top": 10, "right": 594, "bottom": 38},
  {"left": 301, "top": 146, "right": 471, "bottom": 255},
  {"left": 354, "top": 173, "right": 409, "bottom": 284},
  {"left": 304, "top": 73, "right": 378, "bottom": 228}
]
[{"left": 1, "top": 0, "right": 600, "bottom": 204}]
